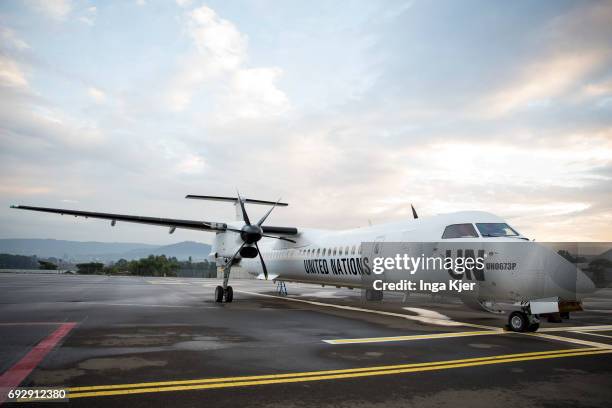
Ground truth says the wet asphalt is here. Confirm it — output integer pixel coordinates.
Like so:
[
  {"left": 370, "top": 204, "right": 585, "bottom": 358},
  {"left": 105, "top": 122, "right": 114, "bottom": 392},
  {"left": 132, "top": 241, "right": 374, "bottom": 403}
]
[{"left": 1, "top": 273, "right": 611, "bottom": 408}]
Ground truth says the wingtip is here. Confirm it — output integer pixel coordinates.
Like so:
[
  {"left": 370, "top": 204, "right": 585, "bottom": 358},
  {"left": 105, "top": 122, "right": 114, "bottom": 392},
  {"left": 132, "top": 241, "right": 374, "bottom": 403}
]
[{"left": 10, "top": 205, "right": 18, "bottom": 209}]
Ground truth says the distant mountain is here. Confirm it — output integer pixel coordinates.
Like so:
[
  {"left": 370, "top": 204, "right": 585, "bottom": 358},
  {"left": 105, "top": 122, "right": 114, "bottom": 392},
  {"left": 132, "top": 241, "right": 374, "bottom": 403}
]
[
  {"left": 0, "top": 239, "right": 211, "bottom": 262},
  {"left": 598, "top": 248, "right": 612, "bottom": 261},
  {"left": 121, "top": 241, "right": 212, "bottom": 261}
]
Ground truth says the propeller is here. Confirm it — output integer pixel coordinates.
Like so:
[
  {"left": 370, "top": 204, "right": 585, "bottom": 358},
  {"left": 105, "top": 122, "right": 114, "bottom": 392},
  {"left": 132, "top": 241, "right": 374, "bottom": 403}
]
[{"left": 224, "top": 191, "right": 295, "bottom": 279}]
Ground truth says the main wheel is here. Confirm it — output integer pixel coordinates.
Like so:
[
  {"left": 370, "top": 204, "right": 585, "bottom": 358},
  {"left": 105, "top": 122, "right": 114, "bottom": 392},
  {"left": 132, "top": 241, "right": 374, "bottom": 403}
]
[
  {"left": 215, "top": 285, "right": 224, "bottom": 303},
  {"left": 225, "top": 286, "right": 233, "bottom": 303},
  {"left": 508, "top": 311, "right": 529, "bottom": 332}
]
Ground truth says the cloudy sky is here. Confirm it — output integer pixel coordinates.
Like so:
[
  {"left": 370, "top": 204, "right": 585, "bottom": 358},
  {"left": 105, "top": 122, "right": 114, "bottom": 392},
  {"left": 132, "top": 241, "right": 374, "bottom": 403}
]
[{"left": 1, "top": 0, "right": 611, "bottom": 244}]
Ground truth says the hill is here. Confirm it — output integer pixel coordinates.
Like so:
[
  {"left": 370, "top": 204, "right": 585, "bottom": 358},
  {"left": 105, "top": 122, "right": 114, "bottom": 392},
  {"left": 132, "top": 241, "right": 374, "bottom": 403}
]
[{"left": 0, "top": 239, "right": 211, "bottom": 262}]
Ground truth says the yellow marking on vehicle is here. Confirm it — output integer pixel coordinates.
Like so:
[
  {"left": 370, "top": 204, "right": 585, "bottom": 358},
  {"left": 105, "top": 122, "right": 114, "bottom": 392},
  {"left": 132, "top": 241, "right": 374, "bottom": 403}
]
[{"left": 65, "top": 348, "right": 610, "bottom": 399}]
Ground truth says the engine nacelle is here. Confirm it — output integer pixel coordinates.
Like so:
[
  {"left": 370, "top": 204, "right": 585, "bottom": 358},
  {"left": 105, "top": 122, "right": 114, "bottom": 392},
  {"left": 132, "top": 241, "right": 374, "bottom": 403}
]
[{"left": 240, "top": 245, "right": 258, "bottom": 258}]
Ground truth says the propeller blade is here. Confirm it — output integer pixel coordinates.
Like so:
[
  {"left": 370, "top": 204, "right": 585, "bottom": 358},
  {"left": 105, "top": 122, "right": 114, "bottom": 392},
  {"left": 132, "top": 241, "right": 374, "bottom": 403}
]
[
  {"left": 255, "top": 242, "right": 268, "bottom": 280},
  {"left": 226, "top": 241, "right": 246, "bottom": 268},
  {"left": 256, "top": 197, "right": 281, "bottom": 226},
  {"left": 261, "top": 234, "right": 296, "bottom": 243},
  {"left": 236, "top": 190, "right": 251, "bottom": 225},
  {"left": 411, "top": 204, "right": 418, "bottom": 219}
]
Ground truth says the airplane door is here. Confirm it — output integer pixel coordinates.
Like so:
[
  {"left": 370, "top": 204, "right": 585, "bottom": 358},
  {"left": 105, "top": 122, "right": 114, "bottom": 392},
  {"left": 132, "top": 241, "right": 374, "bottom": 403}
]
[{"left": 361, "top": 235, "right": 386, "bottom": 289}]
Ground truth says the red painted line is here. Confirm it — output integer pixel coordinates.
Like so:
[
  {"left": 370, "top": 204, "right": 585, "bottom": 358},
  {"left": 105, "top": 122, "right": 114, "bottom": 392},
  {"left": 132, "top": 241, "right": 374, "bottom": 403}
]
[
  {"left": 0, "top": 322, "right": 77, "bottom": 404},
  {"left": 0, "top": 322, "right": 70, "bottom": 326}
]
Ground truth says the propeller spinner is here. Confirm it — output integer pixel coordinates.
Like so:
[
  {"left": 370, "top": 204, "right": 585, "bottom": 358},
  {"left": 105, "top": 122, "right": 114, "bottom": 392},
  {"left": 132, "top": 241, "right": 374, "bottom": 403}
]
[{"left": 224, "top": 191, "right": 295, "bottom": 279}]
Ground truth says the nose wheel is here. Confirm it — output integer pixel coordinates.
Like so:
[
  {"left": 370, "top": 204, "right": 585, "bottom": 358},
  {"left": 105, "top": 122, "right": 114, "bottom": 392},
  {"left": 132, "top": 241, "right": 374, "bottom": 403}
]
[
  {"left": 215, "top": 285, "right": 233, "bottom": 303},
  {"left": 507, "top": 311, "right": 539, "bottom": 332}
]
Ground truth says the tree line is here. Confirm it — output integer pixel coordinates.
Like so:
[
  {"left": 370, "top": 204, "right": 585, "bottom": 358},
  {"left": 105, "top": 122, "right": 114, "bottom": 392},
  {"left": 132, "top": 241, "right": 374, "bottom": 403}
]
[{"left": 76, "top": 255, "right": 216, "bottom": 277}]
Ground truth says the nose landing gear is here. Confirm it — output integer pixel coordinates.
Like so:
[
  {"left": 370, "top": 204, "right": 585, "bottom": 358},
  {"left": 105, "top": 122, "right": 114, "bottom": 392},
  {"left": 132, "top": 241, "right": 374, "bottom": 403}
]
[{"left": 507, "top": 311, "right": 540, "bottom": 332}]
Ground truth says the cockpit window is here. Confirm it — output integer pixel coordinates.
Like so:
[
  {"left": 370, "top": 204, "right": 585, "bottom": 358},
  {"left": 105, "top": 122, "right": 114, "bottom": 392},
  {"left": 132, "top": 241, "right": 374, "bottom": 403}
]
[
  {"left": 476, "top": 223, "right": 519, "bottom": 237},
  {"left": 442, "top": 224, "right": 479, "bottom": 239}
]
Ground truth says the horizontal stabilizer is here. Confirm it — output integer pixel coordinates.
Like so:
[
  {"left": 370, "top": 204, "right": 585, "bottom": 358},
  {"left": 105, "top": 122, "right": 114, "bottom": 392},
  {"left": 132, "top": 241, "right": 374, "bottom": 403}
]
[{"left": 186, "top": 195, "right": 288, "bottom": 206}]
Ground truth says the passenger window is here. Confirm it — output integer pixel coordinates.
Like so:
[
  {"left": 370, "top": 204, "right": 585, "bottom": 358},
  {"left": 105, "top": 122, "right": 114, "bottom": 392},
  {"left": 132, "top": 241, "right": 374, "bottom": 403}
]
[
  {"left": 345, "top": 246, "right": 349, "bottom": 255},
  {"left": 442, "top": 224, "right": 479, "bottom": 239},
  {"left": 351, "top": 245, "right": 356, "bottom": 255}
]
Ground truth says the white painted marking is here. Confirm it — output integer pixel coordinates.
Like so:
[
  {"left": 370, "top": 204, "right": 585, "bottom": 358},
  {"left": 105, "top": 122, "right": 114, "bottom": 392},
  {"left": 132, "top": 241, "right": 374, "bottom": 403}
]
[
  {"left": 402, "top": 307, "right": 460, "bottom": 327},
  {"left": 236, "top": 290, "right": 496, "bottom": 330},
  {"left": 572, "top": 331, "right": 612, "bottom": 340},
  {"left": 525, "top": 332, "right": 612, "bottom": 349},
  {"left": 147, "top": 281, "right": 190, "bottom": 285},
  {"left": 78, "top": 302, "right": 209, "bottom": 309},
  {"left": 237, "top": 290, "right": 612, "bottom": 348},
  {"left": 584, "top": 309, "right": 612, "bottom": 314},
  {"left": 324, "top": 330, "right": 505, "bottom": 344},
  {"left": 294, "top": 291, "right": 346, "bottom": 299},
  {"left": 537, "top": 325, "right": 612, "bottom": 333}
]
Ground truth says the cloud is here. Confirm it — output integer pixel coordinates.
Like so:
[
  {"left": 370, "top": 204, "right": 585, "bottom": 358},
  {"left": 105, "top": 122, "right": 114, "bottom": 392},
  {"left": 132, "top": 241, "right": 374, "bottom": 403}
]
[
  {"left": 1, "top": 1, "right": 611, "bottom": 244},
  {"left": 219, "top": 68, "right": 289, "bottom": 119},
  {"left": 78, "top": 5, "right": 97, "bottom": 26},
  {"left": 0, "top": 56, "right": 29, "bottom": 88},
  {"left": 479, "top": 51, "right": 606, "bottom": 117},
  {"left": 25, "top": 0, "right": 73, "bottom": 20},
  {"left": 87, "top": 87, "right": 106, "bottom": 103},
  {"left": 0, "top": 28, "right": 30, "bottom": 50},
  {"left": 166, "top": 5, "right": 290, "bottom": 120}
]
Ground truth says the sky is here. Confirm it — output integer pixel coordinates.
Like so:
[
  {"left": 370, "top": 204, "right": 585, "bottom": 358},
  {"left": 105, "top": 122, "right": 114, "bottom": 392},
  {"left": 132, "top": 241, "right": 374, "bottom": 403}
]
[{"left": 0, "top": 0, "right": 611, "bottom": 244}]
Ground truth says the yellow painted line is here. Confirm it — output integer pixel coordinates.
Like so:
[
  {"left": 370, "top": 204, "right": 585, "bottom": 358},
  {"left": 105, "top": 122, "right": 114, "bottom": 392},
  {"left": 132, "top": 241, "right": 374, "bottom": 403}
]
[
  {"left": 524, "top": 332, "right": 612, "bottom": 349},
  {"left": 236, "top": 290, "right": 497, "bottom": 330},
  {"left": 326, "top": 328, "right": 612, "bottom": 347},
  {"left": 324, "top": 330, "right": 505, "bottom": 344},
  {"left": 572, "top": 331, "right": 612, "bottom": 340},
  {"left": 537, "top": 325, "right": 612, "bottom": 333},
  {"left": 69, "top": 347, "right": 583, "bottom": 392},
  {"left": 65, "top": 348, "right": 611, "bottom": 399}
]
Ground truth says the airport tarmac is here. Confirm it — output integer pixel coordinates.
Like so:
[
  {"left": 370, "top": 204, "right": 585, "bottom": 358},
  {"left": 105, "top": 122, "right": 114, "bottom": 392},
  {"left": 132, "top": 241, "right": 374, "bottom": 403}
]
[{"left": 1, "top": 273, "right": 611, "bottom": 407}]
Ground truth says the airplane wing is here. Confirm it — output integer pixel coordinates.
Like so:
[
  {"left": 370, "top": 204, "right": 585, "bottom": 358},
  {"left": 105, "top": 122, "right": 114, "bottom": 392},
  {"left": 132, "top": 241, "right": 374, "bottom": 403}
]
[
  {"left": 10, "top": 205, "right": 228, "bottom": 232},
  {"left": 10, "top": 205, "right": 298, "bottom": 235}
]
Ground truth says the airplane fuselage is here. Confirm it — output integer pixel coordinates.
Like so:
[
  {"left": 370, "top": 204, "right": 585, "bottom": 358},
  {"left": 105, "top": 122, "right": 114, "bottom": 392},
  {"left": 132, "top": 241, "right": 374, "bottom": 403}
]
[{"left": 226, "top": 211, "right": 595, "bottom": 311}]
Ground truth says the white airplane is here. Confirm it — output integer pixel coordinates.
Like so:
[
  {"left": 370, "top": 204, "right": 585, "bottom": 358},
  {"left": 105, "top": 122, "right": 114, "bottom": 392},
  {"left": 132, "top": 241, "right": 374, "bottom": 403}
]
[{"left": 11, "top": 193, "right": 597, "bottom": 333}]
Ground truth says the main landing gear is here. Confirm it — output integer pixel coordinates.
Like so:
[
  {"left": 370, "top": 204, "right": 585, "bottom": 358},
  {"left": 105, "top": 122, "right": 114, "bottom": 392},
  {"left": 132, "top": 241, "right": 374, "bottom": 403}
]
[
  {"left": 507, "top": 311, "right": 539, "bottom": 332},
  {"left": 215, "top": 285, "right": 233, "bottom": 303}
]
